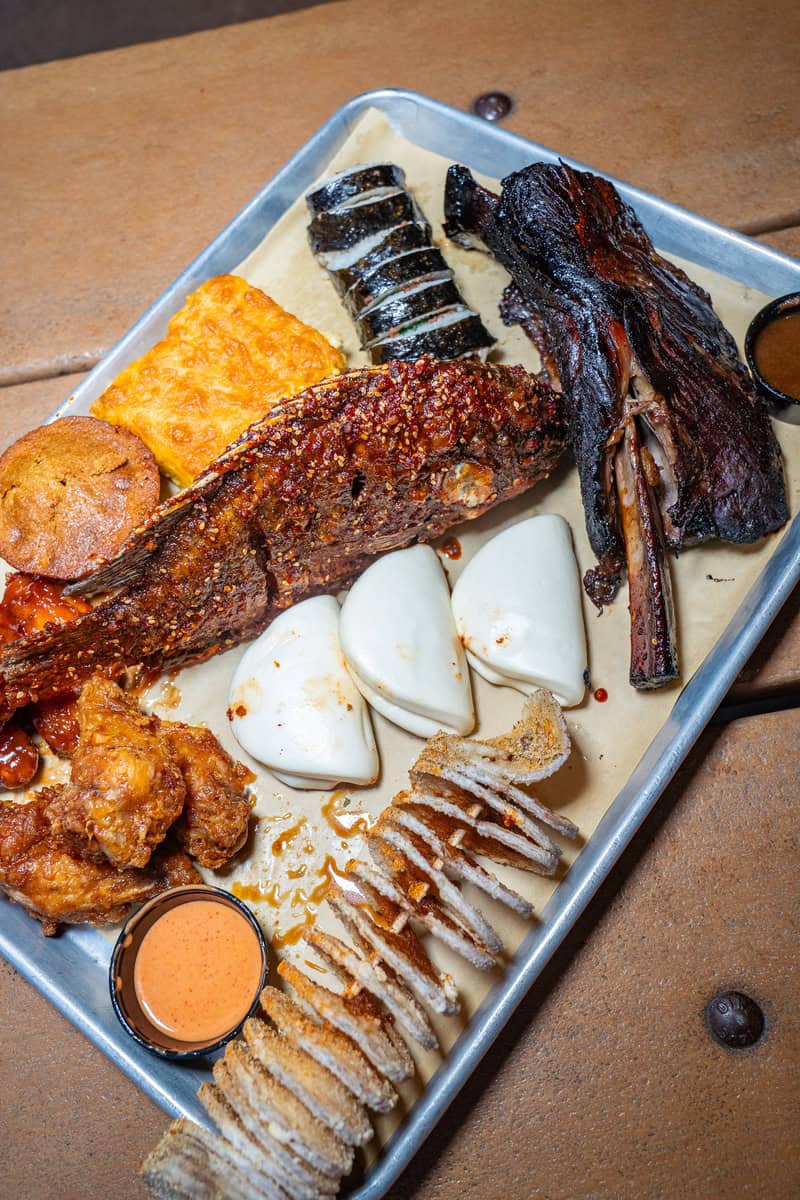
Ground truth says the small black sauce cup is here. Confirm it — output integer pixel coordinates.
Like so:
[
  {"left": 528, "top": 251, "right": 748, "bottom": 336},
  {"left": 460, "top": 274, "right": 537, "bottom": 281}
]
[
  {"left": 744, "top": 291, "right": 800, "bottom": 409},
  {"left": 109, "top": 884, "right": 268, "bottom": 1063}
]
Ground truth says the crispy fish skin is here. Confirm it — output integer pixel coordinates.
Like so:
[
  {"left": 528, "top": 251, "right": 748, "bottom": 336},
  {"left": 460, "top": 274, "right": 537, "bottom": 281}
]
[{"left": 0, "top": 359, "right": 565, "bottom": 723}]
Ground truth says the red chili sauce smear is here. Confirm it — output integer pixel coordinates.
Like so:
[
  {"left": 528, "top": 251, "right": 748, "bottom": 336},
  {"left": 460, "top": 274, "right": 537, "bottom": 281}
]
[
  {"left": 593, "top": 687, "right": 608, "bottom": 703},
  {"left": 133, "top": 900, "right": 262, "bottom": 1043},
  {"left": 0, "top": 724, "right": 39, "bottom": 788},
  {"left": 754, "top": 311, "right": 800, "bottom": 400}
]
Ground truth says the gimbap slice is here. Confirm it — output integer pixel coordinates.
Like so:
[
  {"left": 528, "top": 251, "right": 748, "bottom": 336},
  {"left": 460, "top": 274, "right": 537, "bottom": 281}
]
[
  {"left": 309, "top": 191, "right": 426, "bottom": 257},
  {"left": 369, "top": 308, "right": 495, "bottom": 364},
  {"left": 357, "top": 279, "right": 463, "bottom": 347},
  {"left": 344, "top": 248, "right": 453, "bottom": 317},
  {"left": 327, "top": 224, "right": 432, "bottom": 294},
  {"left": 306, "top": 164, "right": 406, "bottom": 215}
]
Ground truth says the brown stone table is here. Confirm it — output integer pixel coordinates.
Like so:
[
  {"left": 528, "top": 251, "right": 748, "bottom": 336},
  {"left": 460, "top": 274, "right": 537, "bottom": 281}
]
[{"left": 1, "top": 1, "right": 799, "bottom": 1196}]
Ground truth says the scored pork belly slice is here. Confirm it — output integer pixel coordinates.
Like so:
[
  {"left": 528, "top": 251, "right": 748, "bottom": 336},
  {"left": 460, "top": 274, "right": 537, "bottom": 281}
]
[
  {"left": 345, "top": 856, "right": 497, "bottom": 972},
  {"left": 410, "top": 698, "right": 578, "bottom": 854},
  {"left": 243, "top": 1016, "right": 373, "bottom": 1147},
  {"left": 141, "top": 1119, "right": 273, "bottom": 1200},
  {"left": 325, "top": 883, "right": 459, "bottom": 1018},
  {"left": 211, "top": 1059, "right": 339, "bottom": 1197},
  {"left": 304, "top": 926, "right": 439, "bottom": 1050},
  {"left": 259, "top": 986, "right": 397, "bottom": 1113},
  {"left": 390, "top": 799, "right": 533, "bottom": 918},
  {"left": 406, "top": 790, "right": 560, "bottom": 874},
  {"left": 409, "top": 750, "right": 564, "bottom": 862},
  {"left": 368, "top": 815, "right": 503, "bottom": 955},
  {"left": 174, "top": 1118, "right": 290, "bottom": 1200},
  {"left": 462, "top": 690, "right": 572, "bottom": 788},
  {"left": 278, "top": 961, "right": 414, "bottom": 1086},
  {"left": 220, "top": 1041, "right": 353, "bottom": 1179},
  {"left": 198, "top": 1082, "right": 318, "bottom": 1200},
  {"left": 444, "top": 161, "right": 788, "bottom": 688}
]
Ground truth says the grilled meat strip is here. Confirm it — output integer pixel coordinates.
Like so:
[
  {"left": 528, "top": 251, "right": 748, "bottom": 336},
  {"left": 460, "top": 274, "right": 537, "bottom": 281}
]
[
  {"left": 444, "top": 163, "right": 788, "bottom": 688},
  {"left": 0, "top": 359, "right": 565, "bottom": 723}
]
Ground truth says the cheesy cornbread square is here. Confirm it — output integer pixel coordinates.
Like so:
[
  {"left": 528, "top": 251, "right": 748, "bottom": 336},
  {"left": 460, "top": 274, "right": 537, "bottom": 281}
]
[{"left": 91, "top": 274, "right": 344, "bottom": 487}]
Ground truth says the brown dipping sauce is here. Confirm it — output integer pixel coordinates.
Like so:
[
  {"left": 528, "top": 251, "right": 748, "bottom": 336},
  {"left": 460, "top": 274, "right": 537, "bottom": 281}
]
[
  {"left": 439, "top": 536, "right": 462, "bottom": 561},
  {"left": 753, "top": 310, "right": 800, "bottom": 400},
  {"left": 133, "top": 899, "right": 264, "bottom": 1044}
]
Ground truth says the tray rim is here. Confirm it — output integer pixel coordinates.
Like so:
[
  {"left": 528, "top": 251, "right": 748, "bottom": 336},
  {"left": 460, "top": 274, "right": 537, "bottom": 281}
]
[{"left": 1, "top": 86, "right": 799, "bottom": 1200}]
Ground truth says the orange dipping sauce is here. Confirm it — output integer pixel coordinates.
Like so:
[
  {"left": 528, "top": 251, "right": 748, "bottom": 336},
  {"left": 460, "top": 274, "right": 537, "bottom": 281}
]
[{"left": 133, "top": 899, "right": 263, "bottom": 1044}]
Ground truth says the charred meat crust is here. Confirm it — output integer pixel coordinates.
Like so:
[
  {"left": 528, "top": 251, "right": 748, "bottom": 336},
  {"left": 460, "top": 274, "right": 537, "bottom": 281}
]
[
  {"left": 0, "top": 359, "right": 566, "bottom": 722},
  {"left": 444, "top": 161, "right": 787, "bottom": 557},
  {"left": 445, "top": 161, "right": 788, "bottom": 687}
]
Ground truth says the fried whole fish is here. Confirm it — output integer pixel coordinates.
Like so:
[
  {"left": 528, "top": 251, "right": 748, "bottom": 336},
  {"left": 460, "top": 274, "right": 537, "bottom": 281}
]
[{"left": 0, "top": 359, "right": 565, "bottom": 723}]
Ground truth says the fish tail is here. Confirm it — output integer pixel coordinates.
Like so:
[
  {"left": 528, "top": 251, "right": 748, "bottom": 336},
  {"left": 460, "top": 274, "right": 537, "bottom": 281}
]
[
  {"left": 0, "top": 602, "right": 129, "bottom": 721},
  {"left": 67, "top": 488, "right": 201, "bottom": 597}
]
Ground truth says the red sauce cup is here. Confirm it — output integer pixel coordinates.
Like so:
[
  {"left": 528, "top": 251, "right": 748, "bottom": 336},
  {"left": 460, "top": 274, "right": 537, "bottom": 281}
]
[{"left": 109, "top": 884, "right": 268, "bottom": 1062}]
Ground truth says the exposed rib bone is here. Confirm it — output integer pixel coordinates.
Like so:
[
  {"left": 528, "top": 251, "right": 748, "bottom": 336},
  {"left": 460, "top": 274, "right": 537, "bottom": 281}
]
[
  {"left": 614, "top": 415, "right": 678, "bottom": 688},
  {"left": 278, "top": 961, "right": 414, "bottom": 1086}
]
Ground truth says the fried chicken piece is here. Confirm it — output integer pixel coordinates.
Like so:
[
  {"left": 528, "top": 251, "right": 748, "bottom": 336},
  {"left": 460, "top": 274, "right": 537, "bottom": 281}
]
[
  {"left": 165, "top": 722, "right": 254, "bottom": 869},
  {"left": 150, "top": 840, "right": 203, "bottom": 889},
  {"left": 0, "top": 791, "right": 166, "bottom": 935},
  {"left": 45, "top": 677, "right": 185, "bottom": 870}
]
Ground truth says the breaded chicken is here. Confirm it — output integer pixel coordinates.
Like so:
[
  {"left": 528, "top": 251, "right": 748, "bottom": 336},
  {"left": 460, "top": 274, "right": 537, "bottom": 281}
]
[
  {"left": 165, "top": 722, "right": 254, "bottom": 869},
  {"left": 0, "top": 791, "right": 165, "bottom": 935},
  {"left": 44, "top": 677, "right": 185, "bottom": 870}
]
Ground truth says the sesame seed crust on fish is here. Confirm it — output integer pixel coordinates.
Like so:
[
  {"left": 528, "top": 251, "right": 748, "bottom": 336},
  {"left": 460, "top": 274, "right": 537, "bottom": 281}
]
[{"left": 0, "top": 357, "right": 565, "bottom": 723}]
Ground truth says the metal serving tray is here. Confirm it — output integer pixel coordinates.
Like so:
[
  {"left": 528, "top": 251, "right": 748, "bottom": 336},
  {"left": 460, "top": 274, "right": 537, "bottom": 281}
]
[{"left": 2, "top": 88, "right": 799, "bottom": 1198}]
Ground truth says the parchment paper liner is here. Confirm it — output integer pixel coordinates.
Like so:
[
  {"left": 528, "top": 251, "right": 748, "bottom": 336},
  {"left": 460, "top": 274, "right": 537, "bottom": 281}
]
[{"left": 6, "top": 109, "right": 799, "bottom": 1160}]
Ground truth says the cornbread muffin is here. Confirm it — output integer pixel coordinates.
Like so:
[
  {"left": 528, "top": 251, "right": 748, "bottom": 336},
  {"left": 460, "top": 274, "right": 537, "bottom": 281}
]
[
  {"left": 91, "top": 274, "right": 345, "bottom": 487},
  {"left": 0, "top": 415, "right": 160, "bottom": 580}
]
